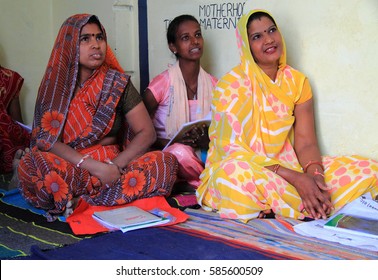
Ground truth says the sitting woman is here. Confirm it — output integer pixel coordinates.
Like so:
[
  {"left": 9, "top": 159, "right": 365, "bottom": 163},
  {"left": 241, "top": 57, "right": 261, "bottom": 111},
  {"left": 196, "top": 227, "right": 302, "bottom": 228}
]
[
  {"left": 17, "top": 14, "right": 178, "bottom": 221},
  {"left": 197, "top": 9, "right": 378, "bottom": 222},
  {"left": 143, "top": 15, "right": 217, "bottom": 208},
  {"left": 0, "top": 65, "right": 30, "bottom": 178}
]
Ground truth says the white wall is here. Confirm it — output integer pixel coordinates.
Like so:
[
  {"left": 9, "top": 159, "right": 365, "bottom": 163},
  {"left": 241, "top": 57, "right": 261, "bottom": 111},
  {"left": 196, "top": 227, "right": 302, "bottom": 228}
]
[
  {"left": 1, "top": 0, "right": 377, "bottom": 159},
  {"left": 0, "top": 0, "right": 52, "bottom": 127},
  {"left": 52, "top": 0, "right": 139, "bottom": 83},
  {"left": 147, "top": 0, "right": 378, "bottom": 159},
  {"left": 0, "top": 0, "right": 139, "bottom": 124}
]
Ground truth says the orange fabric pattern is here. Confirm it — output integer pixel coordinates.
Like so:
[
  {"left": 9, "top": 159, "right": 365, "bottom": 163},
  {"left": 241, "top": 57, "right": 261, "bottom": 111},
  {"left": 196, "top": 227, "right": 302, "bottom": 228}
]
[
  {"left": 18, "top": 14, "right": 178, "bottom": 221},
  {"left": 0, "top": 66, "right": 30, "bottom": 173}
]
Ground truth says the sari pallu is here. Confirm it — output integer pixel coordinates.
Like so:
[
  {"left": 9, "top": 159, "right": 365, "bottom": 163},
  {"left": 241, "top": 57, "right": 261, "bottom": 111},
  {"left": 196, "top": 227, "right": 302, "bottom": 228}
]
[
  {"left": 196, "top": 9, "right": 378, "bottom": 222},
  {"left": 18, "top": 67, "right": 178, "bottom": 219},
  {"left": 0, "top": 67, "right": 30, "bottom": 173},
  {"left": 18, "top": 14, "right": 178, "bottom": 220}
]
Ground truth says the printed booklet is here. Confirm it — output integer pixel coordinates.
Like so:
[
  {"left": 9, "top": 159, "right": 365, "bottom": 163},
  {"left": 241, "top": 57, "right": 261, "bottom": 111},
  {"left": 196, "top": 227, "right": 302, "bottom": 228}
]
[
  {"left": 294, "top": 194, "right": 378, "bottom": 251},
  {"left": 92, "top": 206, "right": 171, "bottom": 233},
  {"left": 163, "top": 114, "right": 211, "bottom": 150},
  {"left": 324, "top": 213, "right": 378, "bottom": 239}
]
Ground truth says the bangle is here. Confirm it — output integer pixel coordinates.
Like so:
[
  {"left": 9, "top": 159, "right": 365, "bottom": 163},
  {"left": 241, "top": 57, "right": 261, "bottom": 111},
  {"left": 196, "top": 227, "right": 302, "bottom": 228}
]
[
  {"left": 313, "top": 168, "right": 332, "bottom": 191},
  {"left": 106, "top": 159, "right": 124, "bottom": 174},
  {"left": 313, "top": 168, "right": 324, "bottom": 177},
  {"left": 273, "top": 164, "right": 280, "bottom": 174},
  {"left": 76, "top": 154, "right": 90, "bottom": 168},
  {"left": 303, "top": 160, "right": 323, "bottom": 173},
  {"left": 107, "top": 160, "right": 118, "bottom": 167}
]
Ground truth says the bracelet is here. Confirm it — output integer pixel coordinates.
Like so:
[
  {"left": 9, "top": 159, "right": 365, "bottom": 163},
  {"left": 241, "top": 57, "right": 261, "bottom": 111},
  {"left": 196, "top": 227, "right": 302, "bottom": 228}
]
[
  {"left": 107, "top": 160, "right": 118, "bottom": 167},
  {"left": 273, "top": 164, "right": 280, "bottom": 174},
  {"left": 313, "top": 168, "right": 332, "bottom": 191},
  {"left": 106, "top": 159, "right": 125, "bottom": 174},
  {"left": 313, "top": 168, "right": 324, "bottom": 178},
  {"left": 76, "top": 154, "right": 90, "bottom": 168},
  {"left": 303, "top": 160, "right": 323, "bottom": 173}
]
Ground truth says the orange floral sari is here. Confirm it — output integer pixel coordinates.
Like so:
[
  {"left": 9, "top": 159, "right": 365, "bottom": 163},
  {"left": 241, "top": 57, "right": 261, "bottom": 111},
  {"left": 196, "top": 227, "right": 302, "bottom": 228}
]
[{"left": 18, "top": 14, "right": 177, "bottom": 220}]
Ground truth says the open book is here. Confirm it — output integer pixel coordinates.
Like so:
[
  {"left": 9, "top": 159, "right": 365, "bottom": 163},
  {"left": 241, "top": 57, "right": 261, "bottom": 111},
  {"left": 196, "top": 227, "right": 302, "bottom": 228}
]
[
  {"left": 294, "top": 194, "right": 378, "bottom": 251},
  {"left": 163, "top": 114, "right": 211, "bottom": 150},
  {"left": 92, "top": 206, "right": 171, "bottom": 233},
  {"left": 324, "top": 213, "right": 378, "bottom": 239}
]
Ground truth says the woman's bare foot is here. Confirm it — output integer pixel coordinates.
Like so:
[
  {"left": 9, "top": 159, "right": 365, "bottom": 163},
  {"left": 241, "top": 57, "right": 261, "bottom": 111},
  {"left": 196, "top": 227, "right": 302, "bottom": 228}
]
[
  {"left": 8, "top": 148, "right": 29, "bottom": 190},
  {"left": 258, "top": 209, "right": 275, "bottom": 219},
  {"left": 63, "top": 197, "right": 80, "bottom": 217}
]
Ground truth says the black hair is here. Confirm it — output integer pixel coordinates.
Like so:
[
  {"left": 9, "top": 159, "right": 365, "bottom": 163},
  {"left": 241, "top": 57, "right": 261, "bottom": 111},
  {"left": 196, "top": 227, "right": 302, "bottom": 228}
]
[
  {"left": 167, "top": 14, "right": 199, "bottom": 44},
  {"left": 87, "top": 15, "right": 101, "bottom": 26},
  {"left": 246, "top": 11, "right": 276, "bottom": 29}
]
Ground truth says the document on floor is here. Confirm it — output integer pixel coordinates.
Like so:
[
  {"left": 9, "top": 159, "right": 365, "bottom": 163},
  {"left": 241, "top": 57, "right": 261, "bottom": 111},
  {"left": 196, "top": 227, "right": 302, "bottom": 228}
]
[
  {"left": 294, "top": 193, "right": 378, "bottom": 251},
  {"left": 93, "top": 206, "right": 172, "bottom": 233}
]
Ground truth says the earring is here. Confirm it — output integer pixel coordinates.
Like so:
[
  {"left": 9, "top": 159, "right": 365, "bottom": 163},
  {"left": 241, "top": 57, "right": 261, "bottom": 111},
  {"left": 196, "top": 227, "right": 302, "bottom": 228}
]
[{"left": 173, "top": 51, "right": 177, "bottom": 54}]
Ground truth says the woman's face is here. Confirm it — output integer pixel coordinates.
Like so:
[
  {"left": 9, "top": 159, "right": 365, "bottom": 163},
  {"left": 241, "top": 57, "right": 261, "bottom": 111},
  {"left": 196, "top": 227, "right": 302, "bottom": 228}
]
[
  {"left": 247, "top": 16, "right": 282, "bottom": 68},
  {"left": 79, "top": 22, "right": 107, "bottom": 74},
  {"left": 169, "top": 20, "right": 203, "bottom": 61}
]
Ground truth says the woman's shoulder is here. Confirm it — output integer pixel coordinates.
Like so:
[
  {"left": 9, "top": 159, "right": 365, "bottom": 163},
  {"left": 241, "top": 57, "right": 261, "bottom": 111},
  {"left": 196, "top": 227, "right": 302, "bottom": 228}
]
[
  {"left": 147, "top": 69, "right": 170, "bottom": 100},
  {"left": 149, "top": 69, "right": 170, "bottom": 86},
  {"left": 216, "top": 65, "right": 245, "bottom": 87},
  {"left": 282, "top": 65, "right": 307, "bottom": 81}
]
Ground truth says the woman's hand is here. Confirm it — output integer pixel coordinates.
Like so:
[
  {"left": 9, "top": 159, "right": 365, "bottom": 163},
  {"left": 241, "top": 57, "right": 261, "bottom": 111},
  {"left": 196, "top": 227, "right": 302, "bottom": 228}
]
[
  {"left": 291, "top": 172, "right": 333, "bottom": 219},
  {"left": 313, "top": 173, "right": 333, "bottom": 215},
  {"left": 92, "top": 161, "right": 122, "bottom": 186},
  {"left": 79, "top": 157, "right": 122, "bottom": 186},
  {"left": 180, "top": 124, "right": 209, "bottom": 149}
]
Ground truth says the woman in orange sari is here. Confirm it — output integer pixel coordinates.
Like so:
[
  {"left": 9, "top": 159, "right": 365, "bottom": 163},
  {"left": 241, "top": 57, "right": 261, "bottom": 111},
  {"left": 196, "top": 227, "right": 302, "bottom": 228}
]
[{"left": 17, "top": 14, "right": 178, "bottom": 221}]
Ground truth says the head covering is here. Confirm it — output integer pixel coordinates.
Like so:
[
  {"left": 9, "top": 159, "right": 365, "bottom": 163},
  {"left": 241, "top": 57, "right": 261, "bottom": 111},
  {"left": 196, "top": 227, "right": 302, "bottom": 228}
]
[
  {"left": 32, "top": 14, "right": 127, "bottom": 151},
  {"left": 205, "top": 9, "right": 311, "bottom": 168},
  {"left": 236, "top": 9, "right": 287, "bottom": 85}
]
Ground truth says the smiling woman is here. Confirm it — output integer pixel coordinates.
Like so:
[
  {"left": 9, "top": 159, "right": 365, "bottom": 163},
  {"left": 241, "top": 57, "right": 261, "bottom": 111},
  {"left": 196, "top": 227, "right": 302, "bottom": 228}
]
[
  {"left": 196, "top": 9, "right": 378, "bottom": 223},
  {"left": 142, "top": 14, "right": 218, "bottom": 208},
  {"left": 16, "top": 14, "right": 178, "bottom": 222}
]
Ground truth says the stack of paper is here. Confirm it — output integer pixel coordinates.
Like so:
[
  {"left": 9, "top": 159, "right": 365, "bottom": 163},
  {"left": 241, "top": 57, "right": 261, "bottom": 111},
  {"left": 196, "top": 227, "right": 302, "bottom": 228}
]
[
  {"left": 294, "top": 194, "right": 378, "bottom": 251},
  {"left": 93, "top": 206, "right": 171, "bottom": 233}
]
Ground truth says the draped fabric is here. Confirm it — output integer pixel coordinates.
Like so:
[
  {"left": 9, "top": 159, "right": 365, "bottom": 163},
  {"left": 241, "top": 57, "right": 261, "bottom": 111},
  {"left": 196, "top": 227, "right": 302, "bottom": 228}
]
[
  {"left": 18, "top": 14, "right": 178, "bottom": 220},
  {"left": 147, "top": 62, "right": 217, "bottom": 192},
  {"left": 31, "top": 14, "right": 125, "bottom": 152},
  {"left": 165, "top": 61, "right": 214, "bottom": 138},
  {"left": 196, "top": 9, "right": 378, "bottom": 222},
  {"left": 0, "top": 66, "right": 30, "bottom": 173}
]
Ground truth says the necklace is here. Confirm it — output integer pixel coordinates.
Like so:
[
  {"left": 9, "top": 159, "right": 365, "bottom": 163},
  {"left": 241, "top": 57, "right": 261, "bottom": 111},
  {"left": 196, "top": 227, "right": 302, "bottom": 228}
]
[{"left": 185, "top": 82, "right": 197, "bottom": 100}]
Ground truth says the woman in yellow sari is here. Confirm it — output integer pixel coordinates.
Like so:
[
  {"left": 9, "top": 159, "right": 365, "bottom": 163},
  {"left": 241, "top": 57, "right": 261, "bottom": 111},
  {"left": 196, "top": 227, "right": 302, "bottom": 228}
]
[{"left": 197, "top": 10, "right": 378, "bottom": 222}]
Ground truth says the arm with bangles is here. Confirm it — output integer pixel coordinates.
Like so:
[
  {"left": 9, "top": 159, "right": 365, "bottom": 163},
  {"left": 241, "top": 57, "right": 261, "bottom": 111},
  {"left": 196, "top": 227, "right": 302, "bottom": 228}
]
[
  {"left": 64, "top": 101, "right": 156, "bottom": 185},
  {"left": 49, "top": 141, "right": 120, "bottom": 186},
  {"left": 266, "top": 99, "right": 333, "bottom": 219}
]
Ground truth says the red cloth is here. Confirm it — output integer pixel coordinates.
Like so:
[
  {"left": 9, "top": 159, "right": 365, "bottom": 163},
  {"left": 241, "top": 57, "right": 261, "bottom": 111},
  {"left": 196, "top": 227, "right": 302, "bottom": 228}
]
[
  {"left": 66, "top": 196, "right": 189, "bottom": 235},
  {"left": 0, "top": 66, "right": 30, "bottom": 173}
]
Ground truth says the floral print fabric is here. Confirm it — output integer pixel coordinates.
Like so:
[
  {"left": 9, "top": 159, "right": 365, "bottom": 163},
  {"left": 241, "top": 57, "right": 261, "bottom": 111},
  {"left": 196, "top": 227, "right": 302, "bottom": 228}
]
[
  {"left": 196, "top": 10, "right": 378, "bottom": 222},
  {"left": 18, "top": 14, "right": 178, "bottom": 219}
]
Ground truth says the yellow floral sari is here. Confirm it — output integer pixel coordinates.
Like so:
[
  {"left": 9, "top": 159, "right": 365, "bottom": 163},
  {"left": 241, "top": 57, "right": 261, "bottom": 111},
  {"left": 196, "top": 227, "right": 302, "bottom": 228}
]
[{"left": 197, "top": 10, "right": 378, "bottom": 222}]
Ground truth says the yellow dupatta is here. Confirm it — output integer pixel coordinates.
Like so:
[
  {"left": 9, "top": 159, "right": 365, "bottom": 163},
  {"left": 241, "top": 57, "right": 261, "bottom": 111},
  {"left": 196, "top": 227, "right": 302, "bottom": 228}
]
[{"left": 201, "top": 9, "right": 311, "bottom": 182}]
